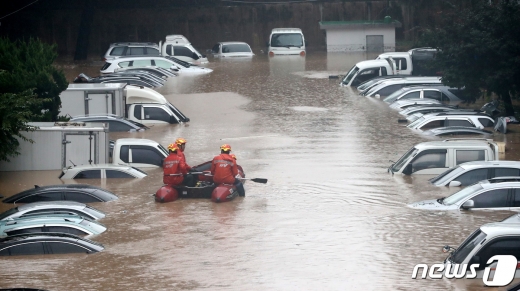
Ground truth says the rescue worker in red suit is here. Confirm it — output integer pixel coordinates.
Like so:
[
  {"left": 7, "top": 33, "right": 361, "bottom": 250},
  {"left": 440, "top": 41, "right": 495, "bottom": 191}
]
[
  {"left": 211, "top": 144, "right": 245, "bottom": 197},
  {"left": 230, "top": 154, "right": 245, "bottom": 178},
  {"left": 163, "top": 143, "right": 188, "bottom": 186},
  {"left": 175, "top": 138, "right": 196, "bottom": 187}
]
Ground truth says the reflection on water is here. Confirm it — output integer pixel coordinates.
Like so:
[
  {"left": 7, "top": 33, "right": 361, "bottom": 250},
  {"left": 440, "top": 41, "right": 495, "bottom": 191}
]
[{"left": 0, "top": 51, "right": 519, "bottom": 290}]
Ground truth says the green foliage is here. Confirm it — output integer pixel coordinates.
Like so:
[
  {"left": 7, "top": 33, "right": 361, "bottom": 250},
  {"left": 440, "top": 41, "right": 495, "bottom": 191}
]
[
  {"left": 417, "top": 0, "right": 520, "bottom": 114},
  {"left": 0, "top": 37, "right": 67, "bottom": 161}
]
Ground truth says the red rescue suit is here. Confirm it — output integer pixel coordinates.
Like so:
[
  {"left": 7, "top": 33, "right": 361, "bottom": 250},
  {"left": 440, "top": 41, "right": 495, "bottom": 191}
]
[
  {"left": 163, "top": 152, "right": 187, "bottom": 186},
  {"left": 177, "top": 149, "right": 192, "bottom": 171},
  {"left": 210, "top": 154, "right": 239, "bottom": 185}
]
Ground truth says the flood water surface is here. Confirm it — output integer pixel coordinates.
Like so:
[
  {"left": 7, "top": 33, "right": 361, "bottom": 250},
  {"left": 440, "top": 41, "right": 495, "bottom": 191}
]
[{"left": 1, "top": 52, "right": 519, "bottom": 290}]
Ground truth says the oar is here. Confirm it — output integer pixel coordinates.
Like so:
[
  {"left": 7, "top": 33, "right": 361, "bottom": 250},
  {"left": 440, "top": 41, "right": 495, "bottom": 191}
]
[{"left": 190, "top": 172, "right": 268, "bottom": 184}]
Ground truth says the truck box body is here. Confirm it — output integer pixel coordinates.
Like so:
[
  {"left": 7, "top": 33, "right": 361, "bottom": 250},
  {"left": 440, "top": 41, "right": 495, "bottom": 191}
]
[
  {"left": 60, "top": 83, "right": 126, "bottom": 117},
  {"left": 0, "top": 122, "right": 109, "bottom": 171}
]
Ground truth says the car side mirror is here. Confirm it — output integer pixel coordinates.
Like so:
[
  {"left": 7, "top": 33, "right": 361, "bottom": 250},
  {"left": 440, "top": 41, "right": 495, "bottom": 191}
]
[
  {"left": 402, "top": 163, "right": 413, "bottom": 175},
  {"left": 462, "top": 199, "right": 474, "bottom": 210},
  {"left": 170, "top": 66, "right": 179, "bottom": 72},
  {"left": 448, "top": 180, "right": 462, "bottom": 187},
  {"left": 375, "top": 94, "right": 381, "bottom": 98}
]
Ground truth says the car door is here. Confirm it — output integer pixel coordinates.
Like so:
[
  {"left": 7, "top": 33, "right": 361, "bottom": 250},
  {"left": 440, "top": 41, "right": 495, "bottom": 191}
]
[
  {"left": 471, "top": 236, "right": 520, "bottom": 278},
  {"left": 450, "top": 168, "right": 489, "bottom": 186},
  {"left": 0, "top": 241, "right": 45, "bottom": 256},
  {"left": 454, "top": 150, "right": 486, "bottom": 166},
  {"left": 509, "top": 188, "right": 520, "bottom": 210},
  {"left": 462, "top": 188, "right": 510, "bottom": 210},
  {"left": 445, "top": 118, "right": 475, "bottom": 128},
  {"left": 172, "top": 46, "right": 198, "bottom": 62},
  {"left": 409, "top": 149, "right": 448, "bottom": 174},
  {"left": 398, "top": 91, "right": 421, "bottom": 101},
  {"left": 129, "top": 145, "right": 165, "bottom": 167}
]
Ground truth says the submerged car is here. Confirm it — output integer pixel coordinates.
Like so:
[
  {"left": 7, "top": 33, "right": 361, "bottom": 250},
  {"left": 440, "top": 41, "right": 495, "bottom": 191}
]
[
  {"left": 0, "top": 233, "right": 104, "bottom": 256},
  {"left": 0, "top": 215, "right": 106, "bottom": 237},
  {"left": 102, "top": 42, "right": 161, "bottom": 61},
  {"left": 429, "top": 161, "right": 520, "bottom": 187},
  {"left": 211, "top": 42, "right": 254, "bottom": 58},
  {"left": 59, "top": 164, "right": 148, "bottom": 179},
  {"left": 407, "top": 112, "right": 495, "bottom": 131},
  {"left": 69, "top": 115, "right": 148, "bottom": 132},
  {"left": 0, "top": 201, "right": 106, "bottom": 221},
  {"left": 408, "top": 178, "right": 520, "bottom": 211},
  {"left": 383, "top": 85, "right": 463, "bottom": 104},
  {"left": 2, "top": 185, "right": 119, "bottom": 204},
  {"left": 399, "top": 104, "right": 459, "bottom": 116},
  {"left": 100, "top": 56, "right": 212, "bottom": 75},
  {"left": 361, "top": 77, "right": 442, "bottom": 97},
  {"left": 422, "top": 126, "right": 492, "bottom": 137},
  {"left": 389, "top": 98, "right": 441, "bottom": 110}
]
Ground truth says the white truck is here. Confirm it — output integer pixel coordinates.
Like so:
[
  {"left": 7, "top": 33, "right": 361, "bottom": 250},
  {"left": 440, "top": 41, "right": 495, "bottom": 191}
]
[
  {"left": 388, "top": 139, "right": 499, "bottom": 175},
  {"left": 341, "top": 48, "right": 437, "bottom": 87},
  {"left": 110, "top": 138, "right": 168, "bottom": 168},
  {"left": 59, "top": 83, "right": 189, "bottom": 124},
  {"left": 267, "top": 28, "right": 306, "bottom": 56},
  {"left": 159, "top": 35, "right": 208, "bottom": 64}
]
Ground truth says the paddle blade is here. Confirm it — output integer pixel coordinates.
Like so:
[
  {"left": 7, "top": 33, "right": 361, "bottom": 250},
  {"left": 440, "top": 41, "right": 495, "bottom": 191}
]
[{"left": 250, "top": 178, "right": 268, "bottom": 184}]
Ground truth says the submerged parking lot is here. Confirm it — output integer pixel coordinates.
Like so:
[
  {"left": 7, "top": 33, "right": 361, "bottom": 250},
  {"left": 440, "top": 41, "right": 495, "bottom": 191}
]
[{"left": 1, "top": 52, "right": 519, "bottom": 290}]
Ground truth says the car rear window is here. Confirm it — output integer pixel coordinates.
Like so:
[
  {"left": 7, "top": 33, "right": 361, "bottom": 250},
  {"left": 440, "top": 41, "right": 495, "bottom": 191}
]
[
  {"left": 110, "top": 47, "right": 125, "bottom": 56},
  {"left": 106, "top": 170, "right": 134, "bottom": 178},
  {"left": 222, "top": 44, "right": 251, "bottom": 53},
  {"left": 146, "top": 48, "right": 160, "bottom": 56},
  {"left": 128, "top": 47, "right": 145, "bottom": 55},
  {"left": 101, "top": 62, "right": 112, "bottom": 71}
]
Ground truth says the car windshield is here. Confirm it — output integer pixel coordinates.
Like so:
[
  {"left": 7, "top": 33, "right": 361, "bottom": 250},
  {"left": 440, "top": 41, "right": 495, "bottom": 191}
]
[
  {"left": 407, "top": 116, "right": 426, "bottom": 128},
  {"left": 342, "top": 67, "right": 359, "bottom": 85},
  {"left": 126, "top": 119, "right": 148, "bottom": 129},
  {"left": 157, "top": 144, "right": 168, "bottom": 155},
  {"left": 442, "top": 183, "right": 484, "bottom": 205},
  {"left": 270, "top": 33, "right": 303, "bottom": 47},
  {"left": 430, "top": 166, "right": 465, "bottom": 185},
  {"left": 164, "top": 56, "right": 191, "bottom": 68},
  {"left": 391, "top": 147, "right": 417, "bottom": 173},
  {"left": 450, "top": 229, "right": 487, "bottom": 264},
  {"left": 0, "top": 207, "right": 18, "bottom": 220},
  {"left": 222, "top": 44, "right": 251, "bottom": 53},
  {"left": 383, "top": 89, "right": 408, "bottom": 103}
]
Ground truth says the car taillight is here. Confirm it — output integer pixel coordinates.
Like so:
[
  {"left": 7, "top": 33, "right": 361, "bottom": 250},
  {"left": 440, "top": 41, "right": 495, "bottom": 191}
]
[
  {"left": 269, "top": 51, "right": 274, "bottom": 57},
  {"left": 300, "top": 51, "right": 306, "bottom": 57}
]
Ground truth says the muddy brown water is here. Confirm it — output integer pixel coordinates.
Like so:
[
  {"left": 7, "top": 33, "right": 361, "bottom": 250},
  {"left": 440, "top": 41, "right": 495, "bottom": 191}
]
[{"left": 2, "top": 52, "right": 520, "bottom": 290}]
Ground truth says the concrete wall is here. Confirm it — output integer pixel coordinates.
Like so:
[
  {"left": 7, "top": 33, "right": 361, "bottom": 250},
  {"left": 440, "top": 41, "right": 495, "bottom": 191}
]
[{"left": 325, "top": 27, "right": 395, "bottom": 52}]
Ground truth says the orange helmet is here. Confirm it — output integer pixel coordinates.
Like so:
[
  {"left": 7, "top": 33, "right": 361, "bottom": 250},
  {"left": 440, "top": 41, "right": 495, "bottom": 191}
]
[
  {"left": 175, "top": 138, "right": 187, "bottom": 145},
  {"left": 167, "top": 143, "right": 179, "bottom": 152},
  {"left": 220, "top": 144, "right": 232, "bottom": 152},
  {"left": 230, "top": 154, "right": 237, "bottom": 160}
]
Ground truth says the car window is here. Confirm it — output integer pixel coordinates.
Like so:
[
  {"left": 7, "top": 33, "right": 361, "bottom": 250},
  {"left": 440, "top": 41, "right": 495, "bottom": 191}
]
[
  {"left": 212, "top": 44, "right": 220, "bottom": 53},
  {"left": 411, "top": 150, "right": 447, "bottom": 172},
  {"left": 222, "top": 44, "right": 252, "bottom": 53},
  {"left": 511, "top": 189, "right": 520, "bottom": 207},
  {"left": 450, "top": 229, "right": 487, "bottom": 264},
  {"left": 146, "top": 47, "right": 160, "bottom": 56},
  {"left": 45, "top": 242, "right": 89, "bottom": 254},
  {"left": 132, "top": 59, "right": 152, "bottom": 67},
  {"left": 454, "top": 169, "right": 489, "bottom": 186},
  {"left": 154, "top": 59, "right": 174, "bottom": 69},
  {"left": 109, "top": 46, "right": 126, "bottom": 56},
  {"left": 354, "top": 69, "right": 378, "bottom": 86},
  {"left": 118, "top": 61, "right": 131, "bottom": 68},
  {"left": 471, "top": 188, "right": 509, "bottom": 208},
  {"left": 420, "top": 120, "right": 444, "bottom": 129},
  {"left": 381, "top": 66, "right": 387, "bottom": 76},
  {"left": 455, "top": 150, "right": 485, "bottom": 165},
  {"left": 120, "top": 145, "right": 130, "bottom": 163},
  {"left": 65, "top": 191, "right": 102, "bottom": 203},
  {"left": 174, "top": 46, "right": 195, "bottom": 58},
  {"left": 17, "top": 192, "right": 63, "bottom": 203},
  {"left": 394, "top": 58, "right": 407, "bottom": 70},
  {"left": 106, "top": 170, "right": 134, "bottom": 178},
  {"left": 494, "top": 168, "right": 520, "bottom": 177},
  {"left": 131, "top": 146, "right": 163, "bottom": 166},
  {"left": 74, "top": 170, "right": 101, "bottom": 179},
  {"left": 376, "top": 84, "right": 403, "bottom": 96},
  {"left": 475, "top": 237, "right": 520, "bottom": 269},
  {"left": 400, "top": 91, "right": 421, "bottom": 100},
  {"left": 133, "top": 105, "right": 142, "bottom": 120},
  {"left": 424, "top": 90, "right": 443, "bottom": 101},
  {"left": 446, "top": 119, "right": 474, "bottom": 127},
  {"left": 2, "top": 242, "right": 45, "bottom": 256},
  {"left": 128, "top": 47, "right": 145, "bottom": 55},
  {"left": 107, "top": 121, "right": 133, "bottom": 132},
  {"left": 165, "top": 44, "right": 173, "bottom": 56},
  {"left": 144, "top": 107, "right": 171, "bottom": 122},
  {"left": 271, "top": 33, "right": 303, "bottom": 47},
  {"left": 478, "top": 118, "right": 494, "bottom": 127}
]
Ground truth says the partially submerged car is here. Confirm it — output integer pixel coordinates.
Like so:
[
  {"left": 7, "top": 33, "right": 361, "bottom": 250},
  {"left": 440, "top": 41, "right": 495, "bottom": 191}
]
[
  {"left": 0, "top": 233, "right": 104, "bottom": 256},
  {"left": 2, "top": 185, "right": 119, "bottom": 204},
  {"left": 383, "top": 85, "right": 463, "bottom": 104},
  {"left": 408, "top": 178, "right": 520, "bottom": 211},
  {"left": 361, "top": 77, "right": 443, "bottom": 97},
  {"left": 406, "top": 109, "right": 480, "bottom": 122},
  {"left": 100, "top": 56, "right": 212, "bottom": 75},
  {"left": 429, "top": 161, "right": 520, "bottom": 187},
  {"left": 211, "top": 42, "right": 254, "bottom": 58},
  {"left": 102, "top": 42, "right": 160, "bottom": 61},
  {"left": 421, "top": 126, "right": 492, "bottom": 137},
  {"left": 389, "top": 98, "right": 442, "bottom": 110},
  {"left": 407, "top": 112, "right": 495, "bottom": 131},
  {"left": 0, "top": 215, "right": 106, "bottom": 237},
  {"left": 59, "top": 164, "right": 148, "bottom": 179},
  {"left": 69, "top": 115, "right": 148, "bottom": 132},
  {"left": 0, "top": 201, "right": 106, "bottom": 221}
]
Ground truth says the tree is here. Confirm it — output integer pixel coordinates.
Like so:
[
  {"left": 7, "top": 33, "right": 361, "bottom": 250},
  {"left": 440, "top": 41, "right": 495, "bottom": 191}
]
[
  {"left": 0, "top": 37, "right": 67, "bottom": 161},
  {"left": 417, "top": 0, "right": 520, "bottom": 115}
]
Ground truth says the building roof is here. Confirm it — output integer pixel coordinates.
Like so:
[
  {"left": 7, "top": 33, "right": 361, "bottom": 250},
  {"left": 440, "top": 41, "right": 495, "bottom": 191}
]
[{"left": 319, "top": 20, "right": 402, "bottom": 30}]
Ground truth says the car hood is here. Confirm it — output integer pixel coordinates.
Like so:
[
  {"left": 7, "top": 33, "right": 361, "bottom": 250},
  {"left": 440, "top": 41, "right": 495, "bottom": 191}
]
[{"left": 407, "top": 199, "right": 451, "bottom": 210}]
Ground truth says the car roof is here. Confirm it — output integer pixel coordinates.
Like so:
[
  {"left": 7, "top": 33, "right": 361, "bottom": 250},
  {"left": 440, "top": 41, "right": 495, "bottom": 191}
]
[
  {"left": 424, "top": 126, "right": 491, "bottom": 135},
  {"left": 2, "top": 184, "right": 118, "bottom": 203},
  {"left": 66, "top": 163, "right": 137, "bottom": 170},
  {"left": 414, "top": 139, "right": 496, "bottom": 150},
  {"left": 457, "top": 160, "right": 520, "bottom": 170},
  {"left": 16, "top": 201, "right": 87, "bottom": 211},
  {"left": 109, "top": 42, "right": 158, "bottom": 47},
  {"left": 355, "top": 60, "right": 390, "bottom": 70},
  {"left": 114, "top": 138, "right": 161, "bottom": 146},
  {"left": 480, "top": 223, "right": 520, "bottom": 237},
  {"left": 271, "top": 28, "right": 302, "bottom": 33},
  {"left": 0, "top": 232, "right": 105, "bottom": 250},
  {"left": 219, "top": 41, "right": 250, "bottom": 45}
]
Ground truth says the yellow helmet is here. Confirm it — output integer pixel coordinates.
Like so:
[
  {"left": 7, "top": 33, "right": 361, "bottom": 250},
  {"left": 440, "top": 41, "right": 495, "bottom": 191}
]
[
  {"left": 220, "top": 144, "right": 232, "bottom": 152},
  {"left": 175, "top": 138, "right": 187, "bottom": 145},
  {"left": 167, "top": 143, "right": 178, "bottom": 152}
]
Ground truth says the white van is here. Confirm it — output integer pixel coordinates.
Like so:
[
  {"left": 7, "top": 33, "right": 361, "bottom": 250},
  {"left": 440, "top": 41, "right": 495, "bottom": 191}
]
[
  {"left": 267, "top": 28, "right": 306, "bottom": 56},
  {"left": 160, "top": 35, "right": 208, "bottom": 64}
]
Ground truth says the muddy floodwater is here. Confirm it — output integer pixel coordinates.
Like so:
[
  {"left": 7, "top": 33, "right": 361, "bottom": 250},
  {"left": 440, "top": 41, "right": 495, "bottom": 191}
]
[{"left": 2, "top": 52, "right": 520, "bottom": 291}]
